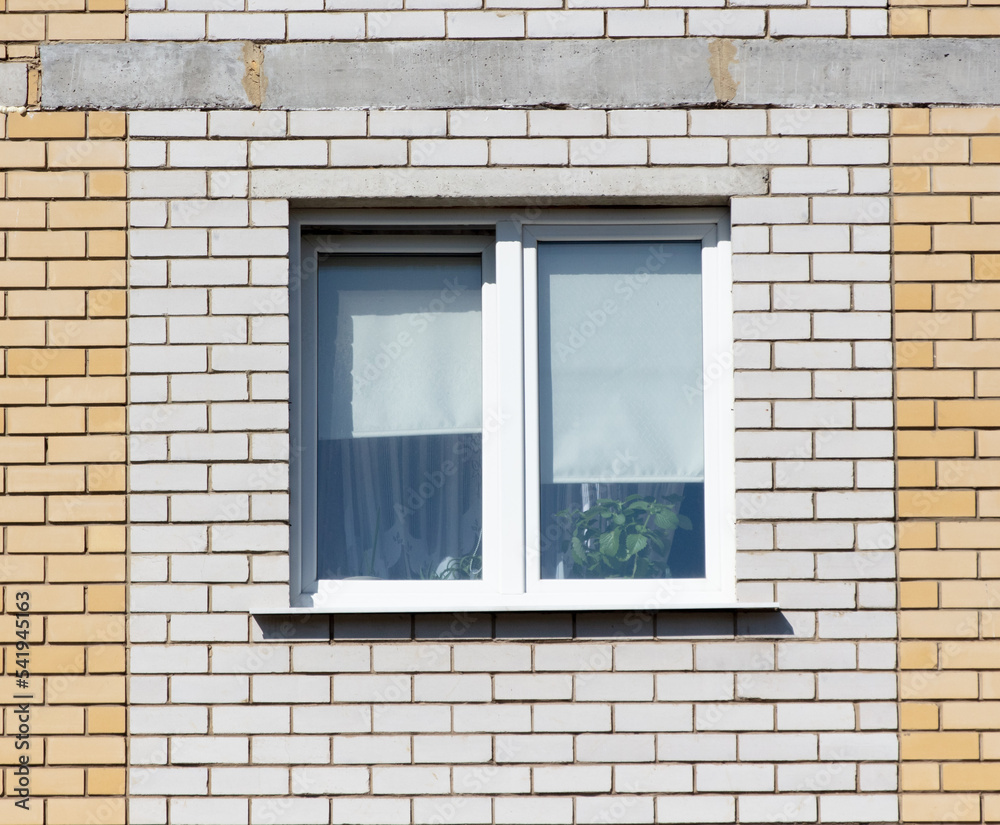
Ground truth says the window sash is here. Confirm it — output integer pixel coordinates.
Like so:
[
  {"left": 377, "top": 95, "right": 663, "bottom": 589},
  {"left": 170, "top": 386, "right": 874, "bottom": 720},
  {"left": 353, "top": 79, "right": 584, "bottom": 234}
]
[{"left": 290, "top": 210, "right": 737, "bottom": 612}]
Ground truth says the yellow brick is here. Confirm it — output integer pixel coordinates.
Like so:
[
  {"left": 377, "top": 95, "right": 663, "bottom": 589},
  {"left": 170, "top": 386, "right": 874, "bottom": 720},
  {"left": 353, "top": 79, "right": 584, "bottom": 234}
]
[
  {"left": 0, "top": 799, "right": 43, "bottom": 825},
  {"left": 900, "top": 702, "right": 939, "bottom": 730},
  {"left": 48, "top": 259, "right": 125, "bottom": 288},
  {"left": 979, "top": 314, "right": 1000, "bottom": 339},
  {"left": 87, "top": 406, "right": 126, "bottom": 434},
  {"left": 6, "top": 112, "right": 85, "bottom": 140},
  {"left": 0, "top": 617, "right": 42, "bottom": 644},
  {"left": 47, "top": 140, "right": 125, "bottom": 169},
  {"left": 47, "top": 319, "right": 126, "bottom": 348},
  {"left": 898, "top": 429, "right": 974, "bottom": 457},
  {"left": 898, "top": 489, "right": 975, "bottom": 518},
  {"left": 897, "top": 311, "right": 973, "bottom": 340},
  {"left": 0, "top": 497, "right": 44, "bottom": 524},
  {"left": 936, "top": 281, "right": 1000, "bottom": 310},
  {"left": 932, "top": 7, "right": 1000, "bottom": 34},
  {"left": 8, "top": 230, "right": 86, "bottom": 259},
  {"left": 88, "top": 229, "right": 127, "bottom": 258},
  {"left": 977, "top": 255, "right": 1000, "bottom": 280},
  {"left": 87, "top": 524, "right": 125, "bottom": 553},
  {"left": 87, "top": 170, "right": 126, "bottom": 198},
  {"left": 944, "top": 763, "right": 1000, "bottom": 791},
  {"left": 47, "top": 377, "right": 125, "bottom": 405},
  {"left": 897, "top": 369, "right": 972, "bottom": 397},
  {"left": 6, "top": 525, "right": 84, "bottom": 554},
  {"left": 900, "top": 640, "right": 939, "bottom": 669},
  {"left": 0, "top": 201, "right": 44, "bottom": 229},
  {"left": 897, "top": 399, "right": 935, "bottom": 428},
  {"left": 942, "top": 641, "right": 1000, "bottom": 669},
  {"left": 87, "top": 645, "right": 125, "bottom": 673},
  {"left": 895, "top": 283, "right": 933, "bottom": 310},
  {"left": 47, "top": 614, "right": 124, "bottom": 643},
  {"left": 0, "top": 378, "right": 44, "bottom": 406},
  {"left": 0, "top": 141, "right": 45, "bottom": 169},
  {"left": 901, "top": 763, "right": 940, "bottom": 792},
  {"left": 981, "top": 551, "right": 1000, "bottom": 578},
  {"left": 9, "top": 0, "right": 83, "bottom": 8},
  {"left": 47, "top": 494, "right": 125, "bottom": 523},
  {"left": 933, "top": 107, "right": 1000, "bottom": 134},
  {"left": 938, "top": 459, "right": 1000, "bottom": 487},
  {"left": 985, "top": 674, "right": 1000, "bottom": 699},
  {"left": 937, "top": 224, "right": 1000, "bottom": 253},
  {"left": 901, "top": 670, "right": 979, "bottom": 699},
  {"left": 0, "top": 736, "right": 44, "bottom": 766},
  {"left": 986, "top": 795, "right": 1000, "bottom": 823},
  {"left": 893, "top": 164, "right": 931, "bottom": 193},
  {"left": 898, "top": 460, "right": 936, "bottom": 488},
  {"left": 939, "top": 399, "right": 1000, "bottom": 425},
  {"left": 889, "top": 7, "right": 928, "bottom": 36},
  {"left": 901, "top": 610, "right": 979, "bottom": 638},
  {"left": 47, "top": 675, "right": 125, "bottom": 706},
  {"left": 6, "top": 584, "right": 84, "bottom": 613},
  {"left": 47, "top": 12, "right": 125, "bottom": 40},
  {"left": 936, "top": 165, "right": 1000, "bottom": 193},
  {"left": 87, "top": 767, "right": 126, "bottom": 795},
  {"left": 7, "top": 349, "right": 85, "bottom": 377},
  {"left": 0, "top": 320, "right": 44, "bottom": 346},
  {"left": 87, "top": 112, "right": 126, "bottom": 138},
  {"left": 897, "top": 253, "right": 971, "bottom": 281},
  {"left": 0, "top": 261, "right": 44, "bottom": 287},
  {"left": 941, "top": 580, "right": 1000, "bottom": 607},
  {"left": 0, "top": 555, "right": 43, "bottom": 582},
  {"left": 87, "top": 583, "right": 126, "bottom": 612},
  {"left": 7, "top": 289, "right": 85, "bottom": 317},
  {"left": 88, "top": 463, "right": 126, "bottom": 492},
  {"left": 900, "top": 581, "right": 939, "bottom": 608},
  {"left": 7, "top": 466, "right": 84, "bottom": 494},
  {"left": 976, "top": 197, "right": 1000, "bottom": 224},
  {"left": 6, "top": 171, "right": 85, "bottom": 199},
  {"left": 48, "top": 555, "right": 124, "bottom": 583},
  {"left": 48, "top": 798, "right": 125, "bottom": 825},
  {"left": 14, "top": 645, "right": 85, "bottom": 674},
  {"left": 901, "top": 732, "right": 980, "bottom": 760},
  {"left": 893, "top": 108, "right": 931, "bottom": 135},
  {"left": 87, "top": 347, "right": 127, "bottom": 375},
  {"left": 48, "top": 200, "right": 126, "bottom": 229},
  {"left": 941, "top": 521, "right": 1000, "bottom": 548},
  {"left": 48, "top": 435, "right": 124, "bottom": 463},
  {"left": 88, "top": 706, "right": 125, "bottom": 734},
  {"left": 5, "top": 767, "right": 84, "bottom": 796},
  {"left": 893, "top": 136, "right": 969, "bottom": 165},
  {"left": 896, "top": 341, "right": 933, "bottom": 368},
  {"left": 982, "top": 432, "right": 1000, "bottom": 458},
  {"left": 48, "top": 736, "right": 124, "bottom": 764},
  {"left": 895, "top": 224, "right": 931, "bottom": 252},
  {"left": 90, "top": 0, "right": 126, "bottom": 9},
  {"left": 89, "top": 288, "right": 127, "bottom": 317}
]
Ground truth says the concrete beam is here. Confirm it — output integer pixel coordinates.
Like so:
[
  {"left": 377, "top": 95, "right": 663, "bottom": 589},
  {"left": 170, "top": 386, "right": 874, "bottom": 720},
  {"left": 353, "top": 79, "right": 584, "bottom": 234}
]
[
  {"left": 250, "top": 166, "right": 768, "bottom": 205},
  {"left": 0, "top": 63, "right": 28, "bottom": 107},
  {"left": 41, "top": 38, "right": 1000, "bottom": 111}
]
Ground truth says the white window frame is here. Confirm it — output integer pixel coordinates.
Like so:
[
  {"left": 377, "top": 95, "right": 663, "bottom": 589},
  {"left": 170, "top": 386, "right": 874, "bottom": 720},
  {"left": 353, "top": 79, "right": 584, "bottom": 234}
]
[{"left": 288, "top": 207, "right": 740, "bottom": 613}]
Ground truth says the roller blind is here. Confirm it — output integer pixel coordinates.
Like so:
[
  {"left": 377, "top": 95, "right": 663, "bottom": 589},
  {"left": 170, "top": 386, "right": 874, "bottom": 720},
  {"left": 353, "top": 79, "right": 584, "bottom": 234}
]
[
  {"left": 317, "top": 256, "right": 483, "bottom": 440},
  {"left": 538, "top": 241, "right": 705, "bottom": 484}
]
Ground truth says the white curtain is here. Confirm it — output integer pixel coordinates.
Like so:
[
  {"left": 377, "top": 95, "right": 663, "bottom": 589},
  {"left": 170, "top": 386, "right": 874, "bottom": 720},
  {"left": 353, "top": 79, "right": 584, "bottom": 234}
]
[{"left": 538, "top": 241, "right": 705, "bottom": 484}]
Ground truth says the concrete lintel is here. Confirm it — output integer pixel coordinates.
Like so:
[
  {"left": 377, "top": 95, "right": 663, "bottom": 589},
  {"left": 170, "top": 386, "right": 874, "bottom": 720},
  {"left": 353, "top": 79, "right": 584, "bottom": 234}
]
[
  {"left": 0, "top": 63, "right": 28, "bottom": 107},
  {"left": 251, "top": 166, "right": 768, "bottom": 205},
  {"left": 40, "top": 38, "right": 1000, "bottom": 111}
]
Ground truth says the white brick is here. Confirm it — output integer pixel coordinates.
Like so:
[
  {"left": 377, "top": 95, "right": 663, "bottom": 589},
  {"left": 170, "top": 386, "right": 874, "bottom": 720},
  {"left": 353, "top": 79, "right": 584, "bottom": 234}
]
[
  {"left": 131, "top": 707, "right": 207, "bottom": 734},
  {"left": 253, "top": 735, "right": 330, "bottom": 764},
  {"left": 819, "top": 610, "right": 896, "bottom": 639},
  {"left": 334, "top": 735, "right": 410, "bottom": 764},
  {"left": 132, "top": 228, "right": 208, "bottom": 258},
  {"left": 209, "top": 112, "right": 288, "bottom": 138},
  {"left": 413, "top": 673, "right": 491, "bottom": 702},
  {"left": 453, "top": 644, "right": 530, "bottom": 671},
  {"left": 448, "top": 10, "right": 525, "bottom": 36},
  {"left": 656, "top": 795, "right": 734, "bottom": 823},
  {"left": 575, "top": 673, "right": 653, "bottom": 701},
  {"left": 815, "top": 430, "right": 892, "bottom": 458},
  {"left": 816, "top": 490, "right": 894, "bottom": 519},
  {"left": 773, "top": 341, "right": 851, "bottom": 369},
  {"left": 207, "top": 12, "right": 285, "bottom": 39},
  {"left": 812, "top": 195, "right": 889, "bottom": 224},
  {"left": 734, "top": 371, "right": 812, "bottom": 398},
  {"left": 859, "top": 763, "right": 897, "bottom": 791},
  {"left": 819, "top": 732, "right": 898, "bottom": 760},
  {"left": 289, "top": 111, "right": 367, "bottom": 136},
  {"left": 739, "top": 732, "right": 817, "bottom": 761},
  {"left": 813, "top": 137, "right": 888, "bottom": 165},
  {"left": 815, "top": 315, "right": 891, "bottom": 342},
  {"left": 533, "top": 765, "right": 611, "bottom": 793},
  {"left": 368, "top": 110, "right": 446, "bottom": 136},
  {"left": 614, "top": 703, "right": 691, "bottom": 732},
  {"left": 292, "top": 645, "right": 370, "bottom": 673},
  {"left": 171, "top": 613, "right": 249, "bottom": 642},
  {"left": 734, "top": 312, "right": 811, "bottom": 341},
  {"left": 853, "top": 166, "right": 892, "bottom": 193},
  {"left": 132, "top": 645, "right": 207, "bottom": 673},
  {"left": 132, "top": 555, "right": 168, "bottom": 582},
  {"left": 690, "top": 110, "right": 767, "bottom": 136},
  {"left": 526, "top": 9, "right": 603, "bottom": 36},
  {"left": 732, "top": 254, "right": 809, "bottom": 282},
  {"left": 814, "top": 253, "right": 889, "bottom": 281},
  {"left": 855, "top": 341, "right": 893, "bottom": 369},
  {"left": 172, "top": 737, "right": 249, "bottom": 764},
  {"left": 735, "top": 431, "right": 811, "bottom": 459},
  {"left": 777, "top": 581, "right": 855, "bottom": 610},
  {"left": 334, "top": 673, "right": 411, "bottom": 702},
  {"left": 495, "top": 674, "right": 572, "bottom": 700},
  {"left": 609, "top": 110, "right": 685, "bottom": 136},
  {"left": 129, "top": 12, "right": 206, "bottom": 39},
  {"left": 736, "top": 460, "right": 772, "bottom": 489},
  {"left": 210, "top": 169, "right": 248, "bottom": 197},
  {"left": 129, "top": 142, "right": 166, "bottom": 169},
  {"left": 413, "top": 798, "right": 491, "bottom": 825},
  {"left": 529, "top": 110, "right": 605, "bottom": 136},
  {"left": 170, "top": 140, "right": 248, "bottom": 167},
  {"left": 495, "top": 798, "right": 572, "bottom": 825},
  {"left": 329, "top": 138, "right": 407, "bottom": 166},
  {"left": 696, "top": 642, "right": 774, "bottom": 671},
  {"left": 532, "top": 704, "right": 611, "bottom": 732},
  {"left": 775, "top": 521, "right": 854, "bottom": 550},
  {"left": 491, "top": 139, "right": 568, "bottom": 165},
  {"left": 454, "top": 705, "right": 530, "bottom": 732},
  {"left": 453, "top": 766, "right": 530, "bottom": 794},
  {"left": 250, "top": 140, "right": 327, "bottom": 167},
  {"left": 210, "top": 227, "right": 288, "bottom": 257},
  {"left": 772, "top": 224, "right": 850, "bottom": 253},
  {"left": 131, "top": 111, "right": 207, "bottom": 138},
  {"left": 173, "top": 554, "right": 249, "bottom": 582},
  {"left": 450, "top": 110, "right": 526, "bottom": 137},
  {"left": 293, "top": 705, "right": 371, "bottom": 734},
  {"left": 131, "top": 584, "right": 207, "bottom": 613},
  {"left": 732, "top": 138, "right": 809, "bottom": 166},
  {"left": 130, "top": 258, "right": 168, "bottom": 286},
  {"left": 254, "top": 798, "right": 329, "bottom": 825},
  {"left": 817, "top": 550, "right": 895, "bottom": 580},
  {"left": 688, "top": 9, "right": 765, "bottom": 35},
  {"left": 771, "top": 167, "right": 849, "bottom": 194},
  {"left": 497, "top": 733, "right": 575, "bottom": 762},
  {"left": 210, "top": 402, "right": 288, "bottom": 431},
  {"left": 130, "top": 676, "right": 167, "bottom": 704},
  {"left": 170, "top": 200, "right": 248, "bottom": 227},
  {"left": 372, "top": 766, "right": 449, "bottom": 794},
  {"left": 614, "top": 764, "right": 692, "bottom": 793},
  {"left": 287, "top": 11, "right": 365, "bottom": 37},
  {"left": 130, "top": 767, "right": 207, "bottom": 795},
  {"left": 859, "top": 580, "right": 896, "bottom": 608},
  {"left": 172, "top": 259, "right": 249, "bottom": 285},
  {"left": 740, "top": 795, "right": 817, "bottom": 823},
  {"left": 292, "top": 766, "right": 369, "bottom": 794},
  {"left": 818, "top": 672, "right": 895, "bottom": 700},
  {"left": 773, "top": 400, "right": 851, "bottom": 428},
  {"left": 731, "top": 197, "right": 809, "bottom": 225},
  {"left": 211, "top": 767, "right": 289, "bottom": 795},
  {"left": 731, "top": 225, "right": 769, "bottom": 253},
  {"left": 614, "top": 643, "right": 692, "bottom": 671},
  {"left": 131, "top": 463, "right": 206, "bottom": 492},
  {"left": 696, "top": 704, "right": 773, "bottom": 731},
  {"left": 576, "top": 797, "right": 653, "bottom": 824},
  {"left": 172, "top": 375, "right": 248, "bottom": 402},
  {"left": 737, "top": 551, "right": 813, "bottom": 580},
  {"left": 214, "top": 705, "right": 290, "bottom": 733},
  {"left": 697, "top": 764, "right": 773, "bottom": 792},
  {"left": 778, "top": 762, "right": 855, "bottom": 791},
  {"left": 821, "top": 794, "right": 897, "bottom": 823},
  {"left": 607, "top": 9, "right": 683, "bottom": 35},
  {"left": 650, "top": 138, "right": 727, "bottom": 165},
  {"left": 368, "top": 11, "right": 445, "bottom": 37},
  {"left": 372, "top": 704, "right": 451, "bottom": 732},
  {"left": 413, "top": 734, "right": 492, "bottom": 763},
  {"left": 771, "top": 109, "right": 848, "bottom": 135}
]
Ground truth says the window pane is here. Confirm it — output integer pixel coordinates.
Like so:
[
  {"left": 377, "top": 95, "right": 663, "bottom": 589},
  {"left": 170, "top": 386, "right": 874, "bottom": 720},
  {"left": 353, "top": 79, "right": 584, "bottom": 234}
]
[
  {"left": 317, "top": 256, "right": 483, "bottom": 581},
  {"left": 537, "top": 241, "right": 706, "bottom": 580}
]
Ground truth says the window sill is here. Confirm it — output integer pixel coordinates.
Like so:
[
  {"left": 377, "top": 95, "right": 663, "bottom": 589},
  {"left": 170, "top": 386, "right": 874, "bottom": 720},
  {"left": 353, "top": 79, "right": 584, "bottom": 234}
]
[{"left": 252, "top": 601, "right": 780, "bottom": 615}]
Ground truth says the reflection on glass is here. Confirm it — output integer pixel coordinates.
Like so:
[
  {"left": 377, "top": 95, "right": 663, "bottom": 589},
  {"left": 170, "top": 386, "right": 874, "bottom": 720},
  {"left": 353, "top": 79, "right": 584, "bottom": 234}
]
[
  {"left": 537, "top": 241, "right": 707, "bottom": 580},
  {"left": 317, "top": 256, "right": 483, "bottom": 580}
]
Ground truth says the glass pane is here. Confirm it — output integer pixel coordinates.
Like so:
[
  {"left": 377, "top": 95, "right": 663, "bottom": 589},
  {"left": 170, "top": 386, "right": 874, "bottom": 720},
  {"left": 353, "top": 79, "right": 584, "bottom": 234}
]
[
  {"left": 537, "top": 241, "right": 706, "bottom": 580},
  {"left": 317, "top": 256, "right": 483, "bottom": 581}
]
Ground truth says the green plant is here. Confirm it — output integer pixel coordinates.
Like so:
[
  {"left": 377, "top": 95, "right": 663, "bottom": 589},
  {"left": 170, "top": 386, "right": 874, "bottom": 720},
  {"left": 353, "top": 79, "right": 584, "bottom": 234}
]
[
  {"left": 421, "top": 533, "right": 483, "bottom": 581},
  {"left": 557, "top": 494, "right": 691, "bottom": 579}
]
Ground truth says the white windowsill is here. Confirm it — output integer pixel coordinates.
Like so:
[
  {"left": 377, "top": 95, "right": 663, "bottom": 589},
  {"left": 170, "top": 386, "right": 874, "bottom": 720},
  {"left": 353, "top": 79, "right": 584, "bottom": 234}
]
[{"left": 252, "top": 601, "right": 781, "bottom": 615}]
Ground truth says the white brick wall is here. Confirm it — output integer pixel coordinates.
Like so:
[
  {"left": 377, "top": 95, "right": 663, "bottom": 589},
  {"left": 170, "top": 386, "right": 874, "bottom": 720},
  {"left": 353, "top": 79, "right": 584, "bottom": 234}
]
[{"left": 127, "top": 107, "right": 895, "bottom": 825}]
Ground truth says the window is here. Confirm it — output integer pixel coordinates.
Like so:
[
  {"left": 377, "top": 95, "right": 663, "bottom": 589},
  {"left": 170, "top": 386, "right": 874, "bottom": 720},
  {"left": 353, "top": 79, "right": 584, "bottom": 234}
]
[{"left": 291, "top": 209, "right": 735, "bottom": 612}]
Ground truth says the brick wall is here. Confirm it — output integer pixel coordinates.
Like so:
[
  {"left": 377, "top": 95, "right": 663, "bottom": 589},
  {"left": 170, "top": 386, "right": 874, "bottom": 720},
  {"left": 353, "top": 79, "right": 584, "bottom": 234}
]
[
  {"left": 894, "top": 106, "right": 1000, "bottom": 825},
  {"left": 0, "top": 110, "right": 127, "bottom": 825}
]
